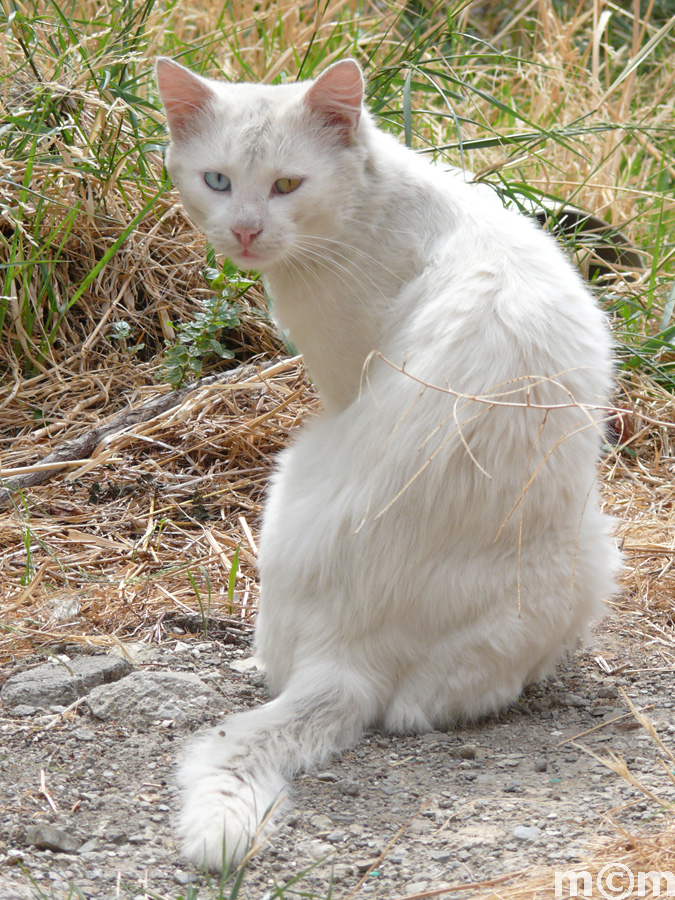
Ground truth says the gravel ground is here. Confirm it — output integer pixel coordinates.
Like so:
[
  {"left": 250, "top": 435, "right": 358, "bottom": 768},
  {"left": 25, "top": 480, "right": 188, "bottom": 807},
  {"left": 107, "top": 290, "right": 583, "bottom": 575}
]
[{"left": 1, "top": 617, "right": 673, "bottom": 900}]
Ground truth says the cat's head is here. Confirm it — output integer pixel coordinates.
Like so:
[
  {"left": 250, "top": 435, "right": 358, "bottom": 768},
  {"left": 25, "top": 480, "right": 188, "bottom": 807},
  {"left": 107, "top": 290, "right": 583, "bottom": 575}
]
[{"left": 156, "top": 58, "right": 367, "bottom": 272}]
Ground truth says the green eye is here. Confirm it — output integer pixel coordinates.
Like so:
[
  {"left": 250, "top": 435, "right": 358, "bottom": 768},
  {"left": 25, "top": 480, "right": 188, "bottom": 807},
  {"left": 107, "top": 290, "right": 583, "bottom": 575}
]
[
  {"left": 274, "top": 177, "right": 303, "bottom": 195},
  {"left": 204, "top": 172, "right": 231, "bottom": 192}
]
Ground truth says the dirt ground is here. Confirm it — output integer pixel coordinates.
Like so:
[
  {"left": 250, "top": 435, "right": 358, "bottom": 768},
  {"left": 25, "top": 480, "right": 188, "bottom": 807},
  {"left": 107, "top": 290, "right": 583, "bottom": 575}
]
[{"left": 1, "top": 608, "right": 673, "bottom": 900}]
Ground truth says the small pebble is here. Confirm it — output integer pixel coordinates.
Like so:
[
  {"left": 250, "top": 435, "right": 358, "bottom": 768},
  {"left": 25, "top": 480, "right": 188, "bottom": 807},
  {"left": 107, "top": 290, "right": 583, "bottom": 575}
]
[
  {"left": 457, "top": 744, "right": 477, "bottom": 759},
  {"left": 566, "top": 693, "right": 590, "bottom": 708},
  {"left": 339, "top": 781, "right": 360, "bottom": 797},
  {"left": 504, "top": 781, "right": 525, "bottom": 793},
  {"left": 355, "top": 858, "right": 381, "bottom": 874},
  {"left": 326, "top": 829, "right": 347, "bottom": 843},
  {"left": 9, "top": 705, "right": 38, "bottom": 717},
  {"left": 77, "top": 839, "right": 99, "bottom": 854},
  {"left": 25, "top": 825, "right": 82, "bottom": 854},
  {"left": 104, "top": 829, "right": 128, "bottom": 845},
  {"left": 596, "top": 686, "right": 618, "bottom": 699},
  {"left": 174, "top": 869, "right": 197, "bottom": 885},
  {"left": 332, "top": 863, "right": 355, "bottom": 882}
]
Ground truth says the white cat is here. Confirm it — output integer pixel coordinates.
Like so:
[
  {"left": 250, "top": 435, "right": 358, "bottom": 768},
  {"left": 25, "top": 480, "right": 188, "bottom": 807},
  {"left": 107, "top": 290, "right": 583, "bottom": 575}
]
[{"left": 156, "top": 57, "right": 620, "bottom": 871}]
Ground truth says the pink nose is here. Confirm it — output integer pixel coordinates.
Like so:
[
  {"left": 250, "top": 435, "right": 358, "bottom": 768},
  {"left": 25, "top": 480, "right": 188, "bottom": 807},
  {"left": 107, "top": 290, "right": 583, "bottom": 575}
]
[{"left": 231, "top": 227, "right": 262, "bottom": 249}]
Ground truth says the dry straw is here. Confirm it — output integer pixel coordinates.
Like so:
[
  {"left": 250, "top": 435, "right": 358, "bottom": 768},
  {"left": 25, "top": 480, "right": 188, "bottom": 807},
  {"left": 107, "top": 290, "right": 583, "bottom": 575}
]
[{"left": 1, "top": 356, "right": 319, "bottom": 660}]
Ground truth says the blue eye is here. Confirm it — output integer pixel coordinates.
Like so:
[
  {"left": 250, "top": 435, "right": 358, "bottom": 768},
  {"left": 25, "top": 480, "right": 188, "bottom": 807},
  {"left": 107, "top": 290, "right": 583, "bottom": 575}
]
[{"left": 204, "top": 172, "right": 231, "bottom": 192}]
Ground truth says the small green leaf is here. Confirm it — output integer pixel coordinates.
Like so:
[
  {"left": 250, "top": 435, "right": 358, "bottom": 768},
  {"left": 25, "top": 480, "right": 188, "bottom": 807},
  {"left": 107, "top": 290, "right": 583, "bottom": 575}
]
[
  {"left": 227, "top": 546, "right": 240, "bottom": 611},
  {"left": 202, "top": 266, "right": 222, "bottom": 284}
]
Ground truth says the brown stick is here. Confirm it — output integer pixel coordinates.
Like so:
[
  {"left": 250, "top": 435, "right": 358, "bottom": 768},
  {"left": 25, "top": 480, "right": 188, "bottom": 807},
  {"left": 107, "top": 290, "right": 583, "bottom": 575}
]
[{"left": 0, "top": 355, "right": 295, "bottom": 507}]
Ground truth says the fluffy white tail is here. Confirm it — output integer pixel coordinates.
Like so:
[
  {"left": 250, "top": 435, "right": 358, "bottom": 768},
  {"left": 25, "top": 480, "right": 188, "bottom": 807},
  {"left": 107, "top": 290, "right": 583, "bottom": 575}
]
[{"left": 178, "top": 675, "right": 369, "bottom": 871}]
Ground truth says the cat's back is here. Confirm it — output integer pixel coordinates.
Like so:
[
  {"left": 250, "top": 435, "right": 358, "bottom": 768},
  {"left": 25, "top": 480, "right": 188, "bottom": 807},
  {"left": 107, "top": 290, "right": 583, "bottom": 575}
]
[
  {"left": 378, "top": 159, "right": 612, "bottom": 392},
  {"left": 365, "top": 135, "right": 601, "bottom": 326}
]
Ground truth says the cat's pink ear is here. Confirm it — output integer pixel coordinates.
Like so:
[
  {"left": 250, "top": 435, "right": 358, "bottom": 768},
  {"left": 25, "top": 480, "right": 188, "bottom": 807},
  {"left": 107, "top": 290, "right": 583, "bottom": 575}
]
[
  {"left": 156, "top": 58, "right": 216, "bottom": 139},
  {"left": 304, "top": 59, "right": 363, "bottom": 142}
]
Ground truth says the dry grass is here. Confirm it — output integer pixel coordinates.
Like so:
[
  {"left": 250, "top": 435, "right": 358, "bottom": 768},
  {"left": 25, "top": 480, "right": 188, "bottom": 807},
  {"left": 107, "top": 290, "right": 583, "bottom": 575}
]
[
  {"left": 0, "top": 357, "right": 318, "bottom": 661},
  {"left": 450, "top": 1, "right": 675, "bottom": 218},
  {"left": 603, "top": 375, "right": 675, "bottom": 650}
]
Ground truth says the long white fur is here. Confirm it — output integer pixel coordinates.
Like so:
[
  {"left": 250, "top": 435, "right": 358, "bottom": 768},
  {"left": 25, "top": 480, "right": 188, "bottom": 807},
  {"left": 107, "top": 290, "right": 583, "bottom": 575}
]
[{"left": 156, "top": 57, "right": 620, "bottom": 871}]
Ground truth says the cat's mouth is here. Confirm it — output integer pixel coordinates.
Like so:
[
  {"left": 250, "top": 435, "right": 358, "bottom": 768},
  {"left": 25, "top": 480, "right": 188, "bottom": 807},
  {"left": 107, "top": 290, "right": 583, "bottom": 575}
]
[
  {"left": 229, "top": 245, "right": 280, "bottom": 271},
  {"left": 214, "top": 238, "right": 276, "bottom": 270},
  {"left": 222, "top": 245, "right": 262, "bottom": 267}
]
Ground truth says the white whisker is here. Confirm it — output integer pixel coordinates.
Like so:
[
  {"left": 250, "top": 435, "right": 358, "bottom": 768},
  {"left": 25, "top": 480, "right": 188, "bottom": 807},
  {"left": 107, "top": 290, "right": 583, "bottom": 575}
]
[
  {"left": 288, "top": 240, "right": 391, "bottom": 302},
  {"left": 288, "top": 234, "right": 407, "bottom": 290}
]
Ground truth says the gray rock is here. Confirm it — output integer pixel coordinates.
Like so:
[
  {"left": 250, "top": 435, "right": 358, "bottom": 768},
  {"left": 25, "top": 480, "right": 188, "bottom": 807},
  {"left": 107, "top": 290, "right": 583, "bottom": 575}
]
[
  {"left": 8, "top": 705, "right": 38, "bottom": 717},
  {"left": 355, "top": 857, "right": 381, "bottom": 873},
  {"left": 565, "top": 693, "right": 590, "bottom": 708},
  {"left": 297, "top": 838, "right": 333, "bottom": 861},
  {"left": 530, "top": 699, "right": 550, "bottom": 712},
  {"left": 457, "top": 744, "right": 478, "bottom": 759},
  {"left": 513, "top": 825, "right": 542, "bottom": 842},
  {"left": 309, "top": 813, "right": 333, "bottom": 831},
  {"left": 339, "top": 780, "right": 360, "bottom": 797},
  {"left": 332, "top": 863, "right": 355, "bottom": 882},
  {"left": 229, "top": 656, "right": 261, "bottom": 673},
  {"left": 25, "top": 824, "right": 83, "bottom": 853},
  {"left": 409, "top": 817, "right": 433, "bottom": 834},
  {"left": 0, "top": 877, "right": 35, "bottom": 900},
  {"left": 2, "top": 655, "right": 133, "bottom": 710},
  {"left": 504, "top": 780, "right": 525, "bottom": 793},
  {"left": 596, "top": 686, "right": 619, "bottom": 699},
  {"left": 103, "top": 828, "right": 129, "bottom": 847},
  {"left": 326, "top": 829, "right": 347, "bottom": 843},
  {"left": 85, "top": 670, "right": 226, "bottom": 728},
  {"left": 77, "top": 838, "right": 99, "bottom": 854}
]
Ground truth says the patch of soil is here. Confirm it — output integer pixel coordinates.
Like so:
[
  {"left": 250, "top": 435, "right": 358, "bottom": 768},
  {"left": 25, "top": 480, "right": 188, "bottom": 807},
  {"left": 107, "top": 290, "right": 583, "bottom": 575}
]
[{"left": 1, "top": 617, "right": 673, "bottom": 900}]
